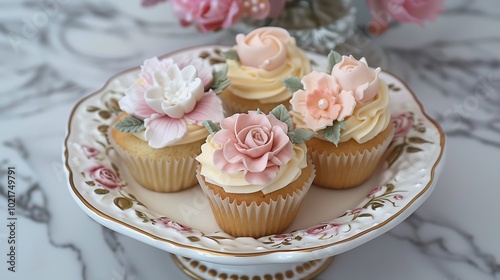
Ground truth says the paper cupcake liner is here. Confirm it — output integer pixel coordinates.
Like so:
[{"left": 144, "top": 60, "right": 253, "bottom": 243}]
[
  {"left": 196, "top": 160, "right": 315, "bottom": 238},
  {"left": 310, "top": 131, "right": 393, "bottom": 190},
  {"left": 109, "top": 135, "right": 198, "bottom": 193}
]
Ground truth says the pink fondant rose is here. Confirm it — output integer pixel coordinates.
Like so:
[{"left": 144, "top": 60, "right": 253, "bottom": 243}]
[
  {"left": 87, "top": 166, "right": 123, "bottom": 190},
  {"left": 236, "top": 27, "right": 290, "bottom": 71},
  {"left": 290, "top": 71, "right": 356, "bottom": 132},
  {"left": 331, "top": 55, "right": 381, "bottom": 104},
  {"left": 392, "top": 112, "right": 414, "bottom": 140},
  {"left": 367, "top": 0, "right": 444, "bottom": 27},
  {"left": 118, "top": 57, "right": 224, "bottom": 148},
  {"left": 212, "top": 112, "right": 293, "bottom": 185}
]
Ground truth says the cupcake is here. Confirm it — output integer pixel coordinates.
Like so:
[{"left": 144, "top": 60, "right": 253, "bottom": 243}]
[
  {"left": 109, "top": 56, "right": 229, "bottom": 192},
  {"left": 220, "top": 26, "right": 311, "bottom": 115},
  {"left": 196, "top": 105, "right": 315, "bottom": 238},
  {"left": 287, "top": 52, "right": 393, "bottom": 189}
]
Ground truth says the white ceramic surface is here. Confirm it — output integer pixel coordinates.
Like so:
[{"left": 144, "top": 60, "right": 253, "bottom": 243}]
[{"left": 63, "top": 46, "right": 446, "bottom": 266}]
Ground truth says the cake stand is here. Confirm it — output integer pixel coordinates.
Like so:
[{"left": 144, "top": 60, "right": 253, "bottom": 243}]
[{"left": 63, "top": 45, "right": 446, "bottom": 280}]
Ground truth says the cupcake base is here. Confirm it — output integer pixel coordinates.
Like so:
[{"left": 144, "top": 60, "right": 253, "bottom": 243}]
[
  {"left": 109, "top": 114, "right": 204, "bottom": 193},
  {"left": 308, "top": 123, "right": 394, "bottom": 190},
  {"left": 220, "top": 89, "right": 291, "bottom": 115},
  {"left": 197, "top": 162, "right": 315, "bottom": 238}
]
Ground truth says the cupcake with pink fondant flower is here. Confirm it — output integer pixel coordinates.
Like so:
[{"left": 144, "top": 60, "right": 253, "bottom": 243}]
[
  {"left": 195, "top": 105, "right": 315, "bottom": 238},
  {"left": 109, "top": 56, "right": 229, "bottom": 193},
  {"left": 220, "top": 26, "right": 311, "bottom": 115},
  {"left": 286, "top": 52, "right": 393, "bottom": 189}
]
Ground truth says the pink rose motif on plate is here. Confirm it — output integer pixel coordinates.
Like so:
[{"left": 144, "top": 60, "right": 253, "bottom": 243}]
[
  {"left": 157, "top": 218, "right": 193, "bottom": 233},
  {"left": 87, "top": 165, "right": 123, "bottom": 190},
  {"left": 118, "top": 57, "right": 224, "bottom": 148},
  {"left": 212, "top": 112, "right": 293, "bottom": 185},
  {"left": 290, "top": 71, "right": 356, "bottom": 132},
  {"left": 367, "top": 0, "right": 444, "bottom": 27},
  {"left": 305, "top": 223, "right": 341, "bottom": 236},
  {"left": 272, "top": 233, "right": 293, "bottom": 241},
  {"left": 236, "top": 27, "right": 290, "bottom": 71},
  {"left": 369, "top": 185, "right": 384, "bottom": 197},
  {"left": 171, "top": 0, "right": 269, "bottom": 33},
  {"left": 393, "top": 194, "right": 404, "bottom": 200},
  {"left": 331, "top": 55, "right": 381, "bottom": 104},
  {"left": 392, "top": 112, "right": 414, "bottom": 140},
  {"left": 81, "top": 145, "right": 99, "bottom": 158}
]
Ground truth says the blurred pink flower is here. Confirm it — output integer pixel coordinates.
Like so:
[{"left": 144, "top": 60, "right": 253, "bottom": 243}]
[
  {"left": 392, "top": 112, "right": 414, "bottom": 140},
  {"left": 367, "top": 0, "right": 444, "bottom": 28}
]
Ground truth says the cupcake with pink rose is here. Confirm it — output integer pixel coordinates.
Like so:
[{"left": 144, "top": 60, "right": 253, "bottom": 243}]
[
  {"left": 220, "top": 26, "right": 311, "bottom": 115},
  {"left": 285, "top": 51, "right": 394, "bottom": 189},
  {"left": 109, "top": 56, "right": 230, "bottom": 193},
  {"left": 195, "top": 105, "right": 316, "bottom": 238}
]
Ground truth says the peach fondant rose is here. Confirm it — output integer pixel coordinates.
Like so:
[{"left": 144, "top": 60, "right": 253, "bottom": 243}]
[
  {"left": 235, "top": 27, "right": 290, "bottom": 71},
  {"left": 331, "top": 56, "right": 381, "bottom": 104},
  {"left": 212, "top": 112, "right": 293, "bottom": 185},
  {"left": 290, "top": 71, "right": 356, "bottom": 132}
]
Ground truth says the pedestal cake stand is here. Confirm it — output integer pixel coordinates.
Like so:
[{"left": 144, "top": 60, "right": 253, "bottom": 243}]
[{"left": 63, "top": 46, "right": 446, "bottom": 280}]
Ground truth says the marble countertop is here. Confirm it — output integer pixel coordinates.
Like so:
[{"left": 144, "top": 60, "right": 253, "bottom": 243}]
[{"left": 1, "top": 0, "right": 499, "bottom": 279}]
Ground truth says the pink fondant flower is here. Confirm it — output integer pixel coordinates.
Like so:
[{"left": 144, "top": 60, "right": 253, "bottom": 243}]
[
  {"left": 212, "top": 112, "right": 293, "bottom": 185},
  {"left": 157, "top": 218, "right": 193, "bottom": 233},
  {"left": 392, "top": 112, "right": 414, "bottom": 140},
  {"left": 290, "top": 71, "right": 356, "bottom": 132},
  {"left": 118, "top": 57, "right": 224, "bottom": 148},
  {"left": 87, "top": 166, "right": 123, "bottom": 190},
  {"left": 367, "top": 0, "right": 444, "bottom": 27},
  {"left": 235, "top": 27, "right": 290, "bottom": 70},
  {"left": 331, "top": 55, "right": 381, "bottom": 104}
]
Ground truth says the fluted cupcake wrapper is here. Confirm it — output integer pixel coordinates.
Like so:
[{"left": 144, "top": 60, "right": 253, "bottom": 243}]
[
  {"left": 109, "top": 135, "right": 198, "bottom": 193},
  {"left": 196, "top": 160, "right": 315, "bottom": 238},
  {"left": 309, "top": 131, "right": 393, "bottom": 190}
]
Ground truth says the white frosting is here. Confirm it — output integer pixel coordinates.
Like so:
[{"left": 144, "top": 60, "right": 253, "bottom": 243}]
[{"left": 197, "top": 138, "right": 308, "bottom": 194}]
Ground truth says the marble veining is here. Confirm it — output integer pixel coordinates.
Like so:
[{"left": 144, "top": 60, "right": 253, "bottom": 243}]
[{"left": 1, "top": 0, "right": 500, "bottom": 279}]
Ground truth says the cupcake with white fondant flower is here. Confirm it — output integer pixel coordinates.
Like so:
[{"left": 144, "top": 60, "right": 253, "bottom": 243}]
[
  {"left": 196, "top": 105, "right": 315, "bottom": 238},
  {"left": 109, "top": 56, "right": 229, "bottom": 193},
  {"left": 220, "top": 26, "right": 311, "bottom": 115},
  {"left": 287, "top": 52, "right": 393, "bottom": 189}
]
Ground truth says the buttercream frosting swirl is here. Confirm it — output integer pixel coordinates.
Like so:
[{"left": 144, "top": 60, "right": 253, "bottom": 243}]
[{"left": 227, "top": 27, "right": 311, "bottom": 104}]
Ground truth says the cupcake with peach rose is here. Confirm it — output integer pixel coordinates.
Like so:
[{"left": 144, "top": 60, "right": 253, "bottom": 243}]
[
  {"left": 109, "top": 56, "right": 229, "bottom": 193},
  {"left": 285, "top": 51, "right": 394, "bottom": 189},
  {"left": 220, "top": 26, "right": 311, "bottom": 115},
  {"left": 196, "top": 105, "right": 316, "bottom": 238}
]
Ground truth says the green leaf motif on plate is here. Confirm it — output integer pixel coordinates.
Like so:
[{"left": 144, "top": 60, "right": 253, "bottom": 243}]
[
  {"left": 114, "top": 197, "right": 133, "bottom": 210},
  {"left": 94, "top": 189, "right": 109, "bottom": 195}
]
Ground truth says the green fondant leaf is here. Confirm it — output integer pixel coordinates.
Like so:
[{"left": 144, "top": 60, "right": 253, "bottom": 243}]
[
  {"left": 201, "top": 120, "right": 221, "bottom": 136},
  {"left": 282, "top": 77, "right": 304, "bottom": 93},
  {"left": 114, "top": 116, "right": 145, "bottom": 133},
  {"left": 221, "top": 49, "right": 239, "bottom": 61},
  {"left": 322, "top": 121, "right": 346, "bottom": 146},
  {"left": 210, "top": 65, "right": 231, "bottom": 95},
  {"left": 288, "top": 128, "right": 315, "bottom": 145},
  {"left": 326, "top": 50, "right": 342, "bottom": 73},
  {"left": 270, "top": 104, "right": 292, "bottom": 131}
]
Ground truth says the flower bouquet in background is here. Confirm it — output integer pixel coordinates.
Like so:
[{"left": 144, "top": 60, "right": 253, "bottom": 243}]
[{"left": 142, "top": 0, "right": 444, "bottom": 33}]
